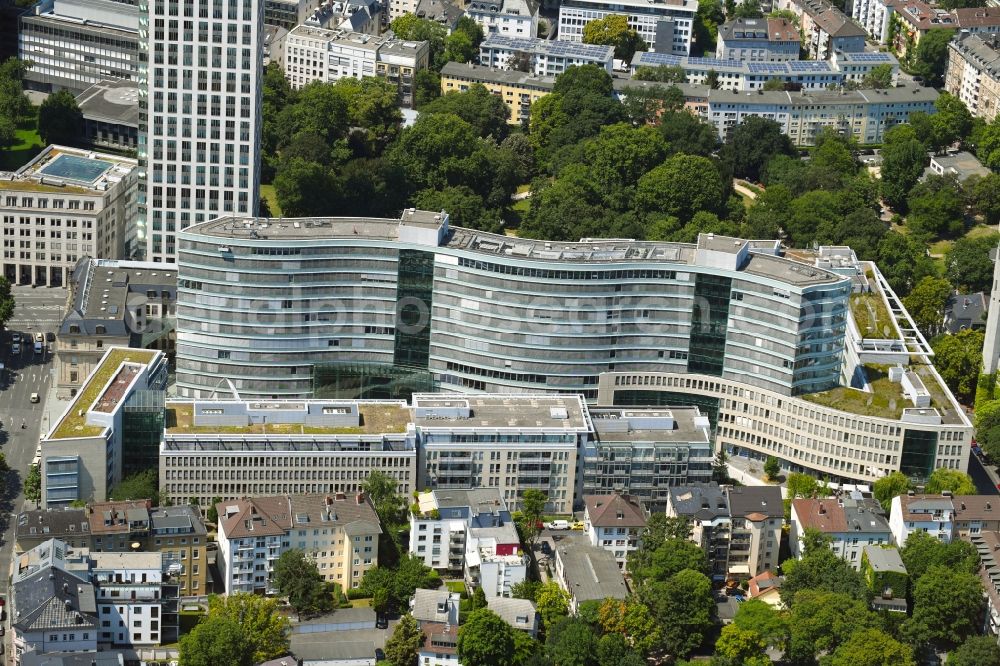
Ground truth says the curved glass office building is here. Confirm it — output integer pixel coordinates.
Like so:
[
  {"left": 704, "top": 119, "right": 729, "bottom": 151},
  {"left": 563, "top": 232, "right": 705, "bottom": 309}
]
[{"left": 175, "top": 209, "right": 850, "bottom": 401}]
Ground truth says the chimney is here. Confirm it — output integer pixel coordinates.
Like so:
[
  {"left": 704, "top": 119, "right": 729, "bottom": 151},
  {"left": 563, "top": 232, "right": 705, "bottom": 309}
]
[
  {"left": 818, "top": 503, "right": 825, "bottom": 514},
  {"left": 325, "top": 495, "right": 333, "bottom": 507},
  {"left": 356, "top": 491, "right": 364, "bottom": 505}
]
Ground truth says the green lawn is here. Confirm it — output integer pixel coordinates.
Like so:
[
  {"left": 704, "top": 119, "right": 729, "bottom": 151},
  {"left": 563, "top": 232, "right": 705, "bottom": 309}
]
[
  {"left": 446, "top": 580, "right": 468, "bottom": 597},
  {"left": 850, "top": 291, "right": 895, "bottom": 339},
  {"left": 260, "top": 183, "right": 282, "bottom": 217},
  {"left": 0, "top": 126, "right": 43, "bottom": 172},
  {"left": 803, "top": 364, "right": 905, "bottom": 418}
]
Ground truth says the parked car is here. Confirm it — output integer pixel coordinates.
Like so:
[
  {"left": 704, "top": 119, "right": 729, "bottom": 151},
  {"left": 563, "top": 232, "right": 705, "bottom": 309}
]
[
  {"left": 571, "top": 521, "right": 585, "bottom": 531},
  {"left": 545, "top": 520, "right": 570, "bottom": 530},
  {"left": 11, "top": 342, "right": 20, "bottom": 355},
  {"left": 30, "top": 392, "right": 39, "bottom": 403},
  {"left": 540, "top": 541, "right": 552, "bottom": 555}
]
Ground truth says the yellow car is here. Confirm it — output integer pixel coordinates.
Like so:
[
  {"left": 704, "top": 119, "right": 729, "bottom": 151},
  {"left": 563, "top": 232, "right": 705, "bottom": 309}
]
[{"left": 571, "top": 521, "right": 585, "bottom": 531}]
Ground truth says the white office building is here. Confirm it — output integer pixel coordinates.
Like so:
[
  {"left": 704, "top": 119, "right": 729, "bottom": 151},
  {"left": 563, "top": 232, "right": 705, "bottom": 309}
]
[
  {"left": 558, "top": 0, "right": 698, "bottom": 55},
  {"left": 138, "top": 0, "right": 263, "bottom": 264},
  {"left": 467, "top": 0, "right": 539, "bottom": 38}
]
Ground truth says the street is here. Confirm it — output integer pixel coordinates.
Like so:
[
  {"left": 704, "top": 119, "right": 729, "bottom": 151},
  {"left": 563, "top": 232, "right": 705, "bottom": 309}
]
[{"left": 0, "top": 286, "right": 66, "bottom": 607}]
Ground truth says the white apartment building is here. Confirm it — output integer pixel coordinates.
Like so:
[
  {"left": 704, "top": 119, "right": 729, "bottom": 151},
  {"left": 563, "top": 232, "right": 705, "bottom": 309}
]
[
  {"left": 889, "top": 493, "right": 956, "bottom": 546},
  {"left": 558, "top": 0, "right": 698, "bottom": 55},
  {"left": 90, "top": 551, "right": 178, "bottom": 647},
  {"left": 479, "top": 34, "right": 614, "bottom": 76},
  {"left": 386, "top": 0, "right": 417, "bottom": 21},
  {"left": 160, "top": 400, "right": 417, "bottom": 509},
  {"left": 138, "top": 0, "right": 262, "bottom": 264},
  {"left": 1, "top": 145, "right": 137, "bottom": 287},
  {"left": 467, "top": 0, "right": 539, "bottom": 38},
  {"left": 19, "top": 0, "right": 139, "bottom": 94},
  {"left": 413, "top": 394, "right": 585, "bottom": 514},
  {"left": 790, "top": 497, "right": 891, "bottom": 568},
  {"left": 715, "top": 17, "right": 800, "bottom": 62},
  {"left": 216, "top": 493, "right": 381, "bottom": 595},
  {"left": 409, "top": 489, "right": 509, "bottom": 572},
  {"left": 465, "top": 519, "right": 526, "bottom": 598},
  {"left": 852, "top": 0, "right": 894, "bottom": 43},
  {"left": 282, "top": 26, "right": 430, "bottom": 106},
  {"left": 582, "top": 494, "right": 647, "bottom": 569}
]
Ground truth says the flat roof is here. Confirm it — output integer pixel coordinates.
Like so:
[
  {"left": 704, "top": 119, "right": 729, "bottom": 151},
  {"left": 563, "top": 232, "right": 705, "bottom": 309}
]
[
  {"left": 164, "top": 401, "right": 411, "bottom": 436},
  {"left": 89, "top": 551, "right": 161, "bottom": 570},
  {"left": 50, "top": 348, "right": 156, "bottom": 439},
  {"left": 441, "top": 61, "right": 557, "bottom": 90},
  {"left": 1, "top": 145, "right": 136, "bottom": 195},
  {"left": 74, "top": 79, "right": 139, "bottom": 126},
  {"left": 412, "top": 394, "right": 590, "bottom": 431},
  {"left": 62, "top": 258, "right": 176, "bottom": 333},
  {"left": 481, "top": 34, "right": 613, "bottom": 61},
  {"left": 590, "top": 406, "right": 710, "bottom": 443},
  {"left": 183, "top": 216, "right": 844, "bottom": 287}
]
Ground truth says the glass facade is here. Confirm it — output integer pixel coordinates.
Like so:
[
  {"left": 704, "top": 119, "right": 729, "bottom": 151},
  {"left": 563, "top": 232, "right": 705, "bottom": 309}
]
[
  {"left": 687, "top": 274, "right": 732, "bottom": 377},
  {"left": 900, "top": 429, "right": 938, "bottom": 479},
  {"left": 122, "top": 390, "right": 166, "bottom": 476},
  {"left": 613, "top": 390, "right": 721, "bottom": 433},
  {"left": 312, "top": 362, "right": 436, "bottom": 400},
  {"left": 393, "top": 249, "right": 435, "bottom": 369}
]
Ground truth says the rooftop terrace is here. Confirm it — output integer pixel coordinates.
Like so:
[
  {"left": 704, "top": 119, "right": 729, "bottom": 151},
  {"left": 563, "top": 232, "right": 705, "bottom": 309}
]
[
  {"left": 164, "top": 402, "right": 411, "bottom": 436},
  {"left": 50, "top": 349, "right": 156, "bottom": 439}
]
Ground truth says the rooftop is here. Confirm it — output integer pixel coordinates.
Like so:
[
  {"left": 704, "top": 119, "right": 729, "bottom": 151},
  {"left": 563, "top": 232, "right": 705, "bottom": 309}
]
[
  {"left": 87, "top": 500, "right": 151, "bottom": 535},
  {"left": 441, "top": 61, "right": 557, "bottom": 90},
  {"left": 953, "top": 6, "right": 1000, "bottom": 27},
  {"left": 217, "top": 492, "right": 381, "bottom": 539},
  {"left": 89, "top": 550, "right": 162, "bottom": 571},
  {"left": 952, "top": 495, "right": 1000, "bottom": 522},
  {"left": 74, "top": 78, "right": 139, "bottom": 127},
  {"left": 481, "top": 34, "right": 614, "bottom": 61},
  {"left": 727, "top": 486, "right": 783, "bottom": 519},
  {"left": 486, "top": 596, "right": 538, "bottom": 632},
  {"left": 862, "top": 545, "right": 906, "bottom": 573},
  {"left": 792, "top": 498, "right": 890, "bottom": 534},
  {"left": 164, "top": 401, "right": 411, "bottom": 435},
  {"left": 61, "top": 258, "right": 177, "bottom": 335},
  {"left": 590, "top": 406, "right": 711, "bottom": 444},
  {"left": 584, "top": 494, "right": 647, "bottom": 528},
  {"left": 931, "top": 151, "right": 990, "bottom": 181},
  {"left": 411, "top": 588, "right": 457, "bottom": 623},
  {"left": 16, "top": 508, "right": 90, "bottom": 542},
  {"left": 0, "top": 144, "right": 135, "bottom": 195},
  {"left": 668, "top": 483, "right": 730, "bottom": 521},
  {"left": 150, "top": 505, "right": 208, "bottom": 536},
  {"left": 412, "top": 394, "right": 591, "bottom": 431},
  {"left": 50, "top": 348, "right": 157, "bottom": 439},
  {"left": 555, "top": 538, "right": 628, "bottom": 603},
  {"left": 289, "top": 635, "right": 375, "bottom": 662},
  {"left": 718, "top": 17, "right": 799, "bottom": 42}
]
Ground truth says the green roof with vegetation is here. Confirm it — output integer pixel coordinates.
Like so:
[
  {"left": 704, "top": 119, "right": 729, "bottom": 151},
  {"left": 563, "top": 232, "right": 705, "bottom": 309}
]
[
  {"left": 164, "top": 402, "right": 411, "bottom": 436},
  {"left": 50, "top": 349, "right": 157, "bottom": 439}
]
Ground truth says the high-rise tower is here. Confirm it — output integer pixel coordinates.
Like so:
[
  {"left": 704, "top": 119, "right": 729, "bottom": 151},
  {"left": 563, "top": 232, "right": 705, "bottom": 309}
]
[{"left": 137, "top": 0, "right": 262, "bottom": 263}]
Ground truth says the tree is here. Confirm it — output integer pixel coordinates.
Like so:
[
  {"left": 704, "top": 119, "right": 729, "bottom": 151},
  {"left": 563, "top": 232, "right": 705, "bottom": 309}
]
[
  {"left": 900, "top": 530, "right": 979, "bottom": 582},
  {"left": 518, "top": 488, "right": 547, "bottom": 546},
  {"left": 733, "top": 0, "right": 764, "bottom": 18},
  {"left": 421, "top": 84, "right": 510, "bottom": 139},
  {"left": 931, "top": 329, "right": 984, "bottom": 404},
  {"left": 948, "top": 635, "right": 1000, "bottom": 666},
  {"left": 931, "top": 92, "right": 974, "bottom": 149},
  {"left": 630, "top": 536, "right": 710, "bottom": 586},
  {"left": 634, "top": 65, "right": 687, "bottom": 83},
  {"left": 764, "top": 456, "right": 780, "bottom": 481},
  {"left": 414, "top": 69, "right": 441, "bottom": 108},
  {"left": 458, "top": 608, "right": 516, "bottom": 666},
  {"left": 659, "top": 111, "right": 719, "bottom": 157},
  {"left": 924, "top": 467, "right": 977, "bottom": 495},
  {"left": 732, "top": 599, "right": 788, "bottom": 649},
  {"left": 861, "top": 63, "right": 894, "bottom": 89},
  {"left": 640, "top": 569, "right": 715, "bottom": 658},
  {"left": 597, "top": 598, "right": 661, "bottom": 655},
  {"left": 510, "top": 580, "right": 541, "bottom": 601},
  {"left": 971, "top": 172, "right": 1000, "bottom": 225},
  {"left": 180, "top": 595, "right": 290, "bottom": 666},
  {"left": 23, "top": 464, "right": 40, "bottom": 502},
  {"left": 636, "top": 153, "right": 726, "bottom": 221},
  {"left": 273, "top": 158, "right": 338, "bottom": 217},
  {"left": 390, "top": 14, "right": 447, "bottom": 68},
  {"left": 37, "top": 89, "right": 83, "bottom": 146},
  {"left": 621, "top": 84, "right": 685, "bottom": 125},
  {"left": 0, "top": 58, "right": 31, "bottom": 142},
  {"left": 535, "top": 580, "right": 570, "bottom": 629},
  {"left": 880, "top": 125, "right": 927, "bottom": 211},
  {"left": 272, "top": 549, "right": 334, "bottom": 617},
  {"left": 906, "top": 174, "right": 966, "bottom": 240},
  {"left": 762, "top": 78, "right": 787, "bottom": 91},
  {"left": 872, "top": 472, "right": 913, "bottom": 508},
  {"left": 581, "top": 14, "right": 647, "bottom": 62},
  {"left": 597, "top": 633, "right": 646, "bottom": 666},
  {"left": 384, "top": 613, "right": 424, "bottom": 666},
  {"left": 108, "top": 469, "right": 158, "bottom": 502},
  {"left": 413, "top": 186, "right": 495, "bottom": 232},
  {"left": 785, "top": 590, "right": 878, "bottom": 664},
  {"left": 947, "top": 233, "right": 1000, "bottom": 292},
  {"left": 362, "top": 470, "right": 406, "bottom": 529},
  {"left": 706, "top": 69, "right": 720, "bottom": 89},
  {"left": 827, "top": 628, "right": 915, "bottom": 666},
  {"left": 720, "top": 115, "right": 795, "bottom": 182},
  {"left": 206, "top": 497, "right": 222, "bottom": 524},
  {"left": 912, "top": 29, "right": 955, "bottom": 88},
  {"left": 903, "top": 276, "right": 953, "bottom": 338},
  {"left": 712, "top": 625, "right": 769, "bottom": 666},
  {"left": 907, "top": 564, "right": 983, "bottom": 648},
  {"left": 545, "top": 616, "right": 599, "bottom": 666},
  {"left": 359, "top": 555, "right": 441, "bottom": 611},
  {"left": 786, "top": 473, "right": 829, "bottom": 500},
  {"left": 780, "top": 543, "right": 869, "bottom": 606}
]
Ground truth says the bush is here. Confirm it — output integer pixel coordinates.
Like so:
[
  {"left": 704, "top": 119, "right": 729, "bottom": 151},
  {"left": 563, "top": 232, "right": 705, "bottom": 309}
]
[{"left": 347, "top": 588, "right": 372, "bottom": 600}]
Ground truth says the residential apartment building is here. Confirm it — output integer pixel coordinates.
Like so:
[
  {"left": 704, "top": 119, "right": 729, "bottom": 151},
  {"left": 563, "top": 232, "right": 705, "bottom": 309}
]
[
  {"left": 264, "top": 0, "right": 323, "bottom": 28},
  {"left": 408, "top": 489, "right": 509, "bottom": 572},
  {"left": 889, "top": 493, "right": 956, "bottom": 545},
  {"left": 553, "top": 537, "right": 628, "bottom": 612},
  {"left": 969, "top": 530, "right": 1000, "bottom": 641},
  {"left": 582, "top": 407, "right": 713, "bottom": 510},
  {"left": 558, "top": 0, "right": 698, "bottom": 55},
  {"left": 952, "top": 495, "right": 1000, "bottom": 539},
  {"left": 14, "top": 508, "right": 93, "bottom": 554},
  {"left": 946, "top": 32, "right": 1000, "bottom": 122},
  {"left": 89, "top": 551, "right": 179, "bottom": 647},
  {"left": 776, "top": 0, "right": 865, "bottom": 59},
  {"left": 411, "top": 589, "right": 461, "bottom": 666},
  {"left": 666, "top": 484, "right": 731, "bottom": 581},
  {"left": 952, "top": 7, "right": 1000, "bottom": 34},
  {"left": 468, "top": 0, "right": 538, "bottom": 37},
  {"left": 160, "top": 399, "right": 417, "bottom": 509},
  {"left": 413, "top": 395, "right": 583, "bottom": 513},
  {"left": 1, "top": 145, "right": 138, "bottom": 288},
  {"left": 302, "top": 0, "right": 383, "bottom": 34},
  {"left": 216, "top": 493, "right": 381, "bottom": 594},
  {"left": 282, "top": 26, "right": 429, "bottom": 107},
  {"left": 852, "top": 0, "right": 894, "bottom": 44},
  {"left": 465, "top": 515, "right": 526, "bottom": 597},
  {"left": 18, "top": 0, "right": 138, "bottom": 94},
  {"left": 886, "top": 0, "right": 954, "bottom": 59},
  {"left": 11, "top": 539, "right": 98, "bottom": 665},
  {"left": 631, "top": 50, "right": 900, "bottom": 92},
  {"left": 41, "top": 348, "right": 167, "bottom": 507},
  {"left": 440, "top": 62, "right": 555, "bottom": 125},
  {"left": 716, "top": 17, "right": 800, "bottom": 61},
  {"left": 138, "top": 0, "right": 262, "bottom": 264},
  {"left": 582, "top": 494, "right": 647, "bottom": 569},
  {"left": 86, "top": 500, "right": 152, "bottom": 553},
  {"left": 479, "top": 35, "right": 614, "bottom": 75},
  {"left": 55, "top": 258, "right": 176, "bottom": 398},
  {"left": 861, "top": 545, "right": 908, "bottom": 612},
  {"left": 147, "top": 505, "right": 209, "bottom": 598},
  {"left": 790, "top": 497, "right": 892, "bottom": 567}
]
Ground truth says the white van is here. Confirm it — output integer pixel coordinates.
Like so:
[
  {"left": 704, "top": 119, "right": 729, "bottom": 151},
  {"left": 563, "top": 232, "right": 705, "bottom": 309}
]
[
  {"left": 33, "top": 332, "right": 43, "bottom": 354},
  {"left": 546, "top": 520, "right": 570, "bottom": 530}
]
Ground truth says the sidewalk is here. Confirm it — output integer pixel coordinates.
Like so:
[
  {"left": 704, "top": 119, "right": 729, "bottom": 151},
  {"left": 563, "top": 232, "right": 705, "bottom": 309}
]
[{"left": 726, "top": 454, "right": 789, "bottom": 499}]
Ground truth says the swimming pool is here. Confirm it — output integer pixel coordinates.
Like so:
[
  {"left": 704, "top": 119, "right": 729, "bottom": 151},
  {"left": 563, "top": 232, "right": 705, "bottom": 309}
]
[{"left": 39, "top": 153, "right": 112, "bottom": 184}]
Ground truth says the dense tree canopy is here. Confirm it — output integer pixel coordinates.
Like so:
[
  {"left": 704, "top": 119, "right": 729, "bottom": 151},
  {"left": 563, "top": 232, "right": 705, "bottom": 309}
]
[
  {"left": 272, "top": 549, "right": 334, "bottom": 617},
  {"left": 37, "top": 89, "right": 82, "bottom": 146},
  {"left": 720, "top": 116, "right": 795, "bottom": 183},
  {"left": 458, "top": 609, "right": 517, "bottom": 666},
  {"left": 581, "top": 14, "right": 647, "bottom": 61},
  {"left": 931, "top": 329, "right": 985, "bottom": 404}
]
